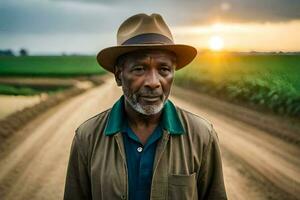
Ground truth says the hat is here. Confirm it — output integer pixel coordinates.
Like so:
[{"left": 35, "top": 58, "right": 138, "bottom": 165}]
[{"left": 97, "top": 13, "right": 197, "bottom": 73}]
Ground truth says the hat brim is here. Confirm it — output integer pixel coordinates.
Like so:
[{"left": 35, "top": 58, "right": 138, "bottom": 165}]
[{"left": 96, "top": 44, "right": 197, "bottom": 73}]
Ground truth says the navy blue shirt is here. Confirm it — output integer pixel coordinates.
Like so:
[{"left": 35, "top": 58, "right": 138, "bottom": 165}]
[
  {"left": 122, "top": 121, "right": 163, "bottom": 200},
  {"left": 104, "top": 96, "right": 185, "bottom": 200}
]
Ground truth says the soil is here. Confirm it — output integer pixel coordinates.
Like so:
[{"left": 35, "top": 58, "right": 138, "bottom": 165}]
[
  {"left": 0, "top": 95, "right": 42, "bottom": 119},
  {"left": 0, "top": 76, "right": 299, "bottom": 200}
]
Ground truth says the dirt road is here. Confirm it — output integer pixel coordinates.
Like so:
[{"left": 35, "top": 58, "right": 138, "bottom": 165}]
[{"left": 0, "top": 78, "right": 299, "bottom": 200}]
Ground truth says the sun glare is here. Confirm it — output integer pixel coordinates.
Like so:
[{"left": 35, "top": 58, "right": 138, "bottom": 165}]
[{"left": 209, "top": 36, "right": 224, "bottom": 51}]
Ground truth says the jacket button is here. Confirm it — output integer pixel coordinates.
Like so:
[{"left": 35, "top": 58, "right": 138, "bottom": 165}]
[{"left": 120, "top": 195, "right": 126, "bottom": 200}]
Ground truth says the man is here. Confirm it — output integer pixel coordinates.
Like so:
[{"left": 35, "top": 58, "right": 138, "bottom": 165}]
[{"left": 64, "top": 13, "right": 227, "bottom": 200}]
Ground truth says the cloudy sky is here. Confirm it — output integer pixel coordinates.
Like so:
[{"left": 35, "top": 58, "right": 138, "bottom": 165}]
[{"left": 1, "top": 0, "right": 300, "bottom": 54}]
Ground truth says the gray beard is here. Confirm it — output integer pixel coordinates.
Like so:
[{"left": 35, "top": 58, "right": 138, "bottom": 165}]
[{"left": 123, "top": 89, "right": 166, "bottom": 116}]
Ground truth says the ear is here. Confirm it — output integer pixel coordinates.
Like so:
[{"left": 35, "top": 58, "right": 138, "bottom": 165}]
[{"left": 114, "top": 66, "right": 122, "bottom": 86}]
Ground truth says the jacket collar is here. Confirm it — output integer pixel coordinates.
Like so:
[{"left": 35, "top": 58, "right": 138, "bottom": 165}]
[{"left": 104, "top": 95, "right": 184, "bottom": 136}]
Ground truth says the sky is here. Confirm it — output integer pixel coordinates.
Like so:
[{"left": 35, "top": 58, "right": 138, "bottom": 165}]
[{"left": 1, "top": 0, "right": 300, "bottom": 55}]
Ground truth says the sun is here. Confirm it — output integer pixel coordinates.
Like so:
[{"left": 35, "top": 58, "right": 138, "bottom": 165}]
[{"left": 209, "top": 35, "right": 224, "bottom": 51}]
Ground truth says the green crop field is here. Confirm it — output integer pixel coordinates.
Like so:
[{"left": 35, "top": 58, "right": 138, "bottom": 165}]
[
  {"left": 0, "top": 54, "right": 299, "bottom": 117},
  {"left": 175, "top": 53, "right": 300, "bottom": 117},
  {"left": 0, "top": 56, "right": 105, "bottom": 77},
  {"left": 0, "top": 55, "right": 106, "bottom": 95}
]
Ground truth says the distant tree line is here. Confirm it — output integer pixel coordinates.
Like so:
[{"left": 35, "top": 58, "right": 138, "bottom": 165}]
[{"left": 0, "top": 48, "right": 29, "bottom": 56}]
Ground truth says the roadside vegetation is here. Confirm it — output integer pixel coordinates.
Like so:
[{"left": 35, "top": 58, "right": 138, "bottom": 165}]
[
  {"left": 1, "top": 54, "right": 299, "bottom": 117},
  {"left": 0, "top": 55, "right": 106, "bottom": 95},
  {"left": 175, "top": 52, "right": 300, "bottom": 117},
  {"left": 0, "top": 84, "right": 68, "bottom": 96}
]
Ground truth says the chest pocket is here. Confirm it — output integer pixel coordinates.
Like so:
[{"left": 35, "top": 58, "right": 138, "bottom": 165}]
[{"left": 167, "top": 173, "right": 196, "bottom": 200}]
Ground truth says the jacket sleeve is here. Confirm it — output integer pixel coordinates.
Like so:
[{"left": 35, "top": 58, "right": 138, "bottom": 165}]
[
  {"left": 64, "top": 131, "right": 92, "bottom": 200},
  {"left": 197, "top": 125, "right": 227, "bottom": 200}
]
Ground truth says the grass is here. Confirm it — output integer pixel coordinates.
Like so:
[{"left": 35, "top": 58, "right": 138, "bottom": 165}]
[
  {"left": 1, "top": 54, "right": 299, "bottom": 117},
  {"left": 175, "top": 52, "right": 300, "bottom": 117},
  {"left": 0, "top": 55, "right": 106, "bottom": 95},
  {"left": 0, "top": 84, "right": 68, "bottom": 96},
  {"left": 0, "top": 55, "right": 106, "bottom": 77}
]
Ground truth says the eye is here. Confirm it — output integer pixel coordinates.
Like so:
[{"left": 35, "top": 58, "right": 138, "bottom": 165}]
[
  {"left": 159, "top": 66, "right": 172, "bottom": 75},
  {"left": 131, "top": 65, "right": 145, "bottom": 75}
]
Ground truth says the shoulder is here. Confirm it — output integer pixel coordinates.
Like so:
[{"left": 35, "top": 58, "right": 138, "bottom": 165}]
[
  {"left": 175, "top": 106, "right": 218, "bottom": 146},
  {"left": 74, "top": 109, "right": 111, "bottom": 143}
]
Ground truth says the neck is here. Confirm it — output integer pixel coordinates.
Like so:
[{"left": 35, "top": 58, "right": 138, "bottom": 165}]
[{"left": 124, "top": 99, "right": 162, "bottom": 129}]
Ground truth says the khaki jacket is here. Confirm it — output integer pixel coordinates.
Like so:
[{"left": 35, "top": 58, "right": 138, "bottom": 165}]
[{"left": 64, "top": 102, "right": 227, "bottom": 200}]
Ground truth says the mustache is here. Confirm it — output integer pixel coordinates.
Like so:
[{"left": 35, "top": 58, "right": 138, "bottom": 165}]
[{"left": 138, "top": 89, "right": 163, "bottom": 97}]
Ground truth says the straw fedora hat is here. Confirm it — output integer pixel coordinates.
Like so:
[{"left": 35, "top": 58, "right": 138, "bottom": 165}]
[{"left": 97, "top": 13, "right": 197, "bottom": 73}]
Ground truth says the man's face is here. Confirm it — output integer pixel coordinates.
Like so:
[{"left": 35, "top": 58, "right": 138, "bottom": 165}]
[{"left": 115, "top": 49, "right": 176, "bottom": 116}]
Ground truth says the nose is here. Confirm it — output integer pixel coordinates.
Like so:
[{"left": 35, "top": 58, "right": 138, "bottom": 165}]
[{"left": 144, "top": 69, "right": 160, "bottom": 89}]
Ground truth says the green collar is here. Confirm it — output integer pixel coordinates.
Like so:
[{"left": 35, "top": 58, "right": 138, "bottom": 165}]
[{"left": 104, "top": 95, "right": 184, "bottom": 136}]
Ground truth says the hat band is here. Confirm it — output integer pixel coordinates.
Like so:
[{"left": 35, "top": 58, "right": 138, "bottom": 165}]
[{"left": 121, "top": 33, "right": 174, "bottom": 45}]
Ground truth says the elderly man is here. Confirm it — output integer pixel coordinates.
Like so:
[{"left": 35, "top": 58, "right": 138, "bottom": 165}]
[{"left": 64, "top": 13, "right": 227, "bottom": 200}]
